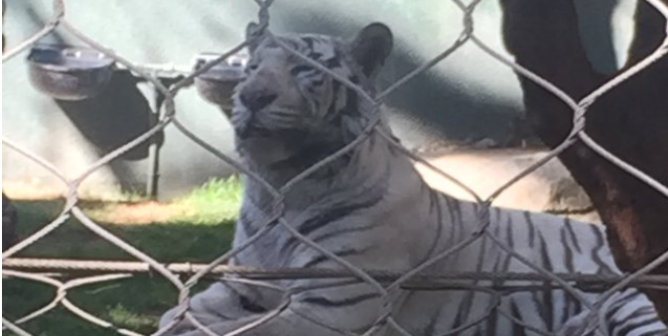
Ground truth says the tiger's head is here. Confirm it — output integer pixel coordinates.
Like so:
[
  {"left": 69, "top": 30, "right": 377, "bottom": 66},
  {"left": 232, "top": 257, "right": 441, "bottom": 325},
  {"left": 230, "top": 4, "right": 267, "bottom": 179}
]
[{"left": 232, "top": 23, "right": 393, "bottom": 167}]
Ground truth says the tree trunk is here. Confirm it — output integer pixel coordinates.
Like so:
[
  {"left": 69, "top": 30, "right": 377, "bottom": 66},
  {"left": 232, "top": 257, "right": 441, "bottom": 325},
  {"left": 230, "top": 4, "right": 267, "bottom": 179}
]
[{"left": 499, "top": 0, "right": 668, "bottom": 321}]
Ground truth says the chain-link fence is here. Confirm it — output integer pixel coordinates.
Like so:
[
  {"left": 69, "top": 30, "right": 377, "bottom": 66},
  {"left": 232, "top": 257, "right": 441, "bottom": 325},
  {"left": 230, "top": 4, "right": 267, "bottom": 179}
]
[{"left": 3, "top": 0, "right": 668, "bottom": 335}]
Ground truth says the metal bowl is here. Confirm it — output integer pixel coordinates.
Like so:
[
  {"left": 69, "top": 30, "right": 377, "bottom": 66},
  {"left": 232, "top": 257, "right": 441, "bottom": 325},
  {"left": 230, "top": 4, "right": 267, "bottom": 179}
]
[
  {"left": 193, "top": 53, "right": 247, "bottom": 109},
  {"left": 27, "top": 44, "right": 115, "bottom": 101}
]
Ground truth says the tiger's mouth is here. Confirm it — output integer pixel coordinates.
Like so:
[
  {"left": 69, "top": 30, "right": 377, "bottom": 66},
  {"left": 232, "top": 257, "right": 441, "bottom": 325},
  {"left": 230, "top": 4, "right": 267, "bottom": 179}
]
[
  {"left": 232, "top": 107, "right": 268, "bottom": 140},
  {"left": 233, "top": 116, "right": 322, "bottom": 166},
  {"left": 235, "top": 122, "right": 274, "bottom": 140},
  {"left": 232, "top": 106, "right": 310, "bottom": 141}
]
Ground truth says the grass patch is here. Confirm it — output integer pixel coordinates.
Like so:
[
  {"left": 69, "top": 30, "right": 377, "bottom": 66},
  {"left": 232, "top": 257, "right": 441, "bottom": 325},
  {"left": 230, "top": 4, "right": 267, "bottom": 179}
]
[
  {"left": 3, "top": 178, "right": 242, "bottom": 336},
  {"left": 176, "top": 176, "right": 243, "bottom": 224},
  {"left": 82, "top": 177, "right": 243, "bottom": 226}
]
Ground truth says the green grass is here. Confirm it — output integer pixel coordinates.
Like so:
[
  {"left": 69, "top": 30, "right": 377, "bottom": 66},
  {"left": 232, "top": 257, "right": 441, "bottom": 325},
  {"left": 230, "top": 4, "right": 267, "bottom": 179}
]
[
  {"left": 175, "top": 176, "right": 243, "bottom": 224},
  {"left": 3, "top": 178, "right": 242, "bottom": 336}
]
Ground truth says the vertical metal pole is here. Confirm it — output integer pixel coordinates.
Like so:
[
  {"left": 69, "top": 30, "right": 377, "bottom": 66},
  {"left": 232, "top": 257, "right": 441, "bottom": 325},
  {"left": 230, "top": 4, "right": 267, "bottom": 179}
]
[{"left": 145, "top": 85, "right": 163, "bottom": 200}]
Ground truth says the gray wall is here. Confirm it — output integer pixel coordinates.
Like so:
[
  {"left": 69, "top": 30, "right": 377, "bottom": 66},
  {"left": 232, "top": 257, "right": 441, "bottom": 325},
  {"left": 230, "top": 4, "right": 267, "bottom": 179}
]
[{"left": 1, "top": 0, "right": 637, "bottom": 200}]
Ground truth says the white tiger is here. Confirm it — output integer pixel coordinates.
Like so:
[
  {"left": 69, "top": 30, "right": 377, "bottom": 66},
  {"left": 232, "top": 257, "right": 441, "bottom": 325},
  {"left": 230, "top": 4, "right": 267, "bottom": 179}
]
[{"left": 159, "top": 23, "right": 668, "bottom": 336}]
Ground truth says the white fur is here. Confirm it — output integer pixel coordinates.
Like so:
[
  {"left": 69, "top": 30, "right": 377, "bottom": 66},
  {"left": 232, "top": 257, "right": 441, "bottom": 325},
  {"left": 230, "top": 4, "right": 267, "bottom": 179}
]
[{"left": 159, "top": 25, "right": 667, "bottom": 336}]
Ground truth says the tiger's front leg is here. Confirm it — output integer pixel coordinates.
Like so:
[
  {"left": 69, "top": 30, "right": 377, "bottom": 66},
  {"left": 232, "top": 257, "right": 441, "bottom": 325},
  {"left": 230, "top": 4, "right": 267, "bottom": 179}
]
[
  {"left": 159, "top": 281, "right": 284, "bottom": 336},
  {"left": 165, "top": 310, "right": 358, "bottom": 336},
  {"left": 159, "top": 281, "right": 390, "bottom": 336}
]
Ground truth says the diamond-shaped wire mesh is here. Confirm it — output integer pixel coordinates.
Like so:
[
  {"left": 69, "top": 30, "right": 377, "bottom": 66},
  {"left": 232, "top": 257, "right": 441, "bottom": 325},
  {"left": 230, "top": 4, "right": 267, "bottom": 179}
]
[{"left": 3, "top": 0, "right": 668, "bottom": 335}]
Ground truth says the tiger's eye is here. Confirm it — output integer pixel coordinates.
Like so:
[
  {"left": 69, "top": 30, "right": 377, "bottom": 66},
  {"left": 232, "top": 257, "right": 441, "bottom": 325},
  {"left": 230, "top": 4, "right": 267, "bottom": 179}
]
[
  {"left": 246, "top": 64, "right": 259, "bottom": 73},
  {"left": 290, "top": 65, "right": 315, "bottom": 76}
]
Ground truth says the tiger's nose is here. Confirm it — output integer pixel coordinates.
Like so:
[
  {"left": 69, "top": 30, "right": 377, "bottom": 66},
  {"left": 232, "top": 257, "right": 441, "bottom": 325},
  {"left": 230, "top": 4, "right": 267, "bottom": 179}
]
[{"left": 239, "top": 90, "right": 277, "bottom": 112}]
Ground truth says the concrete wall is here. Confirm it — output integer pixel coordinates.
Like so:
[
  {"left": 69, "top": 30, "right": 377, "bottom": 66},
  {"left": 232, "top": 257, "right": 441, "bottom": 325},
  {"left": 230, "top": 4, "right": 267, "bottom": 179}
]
[{"left": 1, "top": 0, "right": 638, "bottom": 200}]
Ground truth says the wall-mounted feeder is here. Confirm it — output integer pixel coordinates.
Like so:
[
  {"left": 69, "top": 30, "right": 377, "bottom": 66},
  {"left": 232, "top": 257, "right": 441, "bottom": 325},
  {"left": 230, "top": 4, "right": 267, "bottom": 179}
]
[
  {"left": 27, "top": 44, "right": 115, "bottom": 101},
  {"left": 193, "top": 52, "right": 247, "bottom": 111}
]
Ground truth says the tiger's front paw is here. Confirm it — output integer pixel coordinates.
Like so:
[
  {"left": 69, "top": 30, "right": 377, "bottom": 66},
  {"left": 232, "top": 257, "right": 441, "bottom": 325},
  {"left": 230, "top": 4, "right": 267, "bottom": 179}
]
[
  {"left": 157, "top": 283, "right": 253, "bottom": 336},
  {"left": 157, "top": 304, "right": 210, "bottom": 336}
]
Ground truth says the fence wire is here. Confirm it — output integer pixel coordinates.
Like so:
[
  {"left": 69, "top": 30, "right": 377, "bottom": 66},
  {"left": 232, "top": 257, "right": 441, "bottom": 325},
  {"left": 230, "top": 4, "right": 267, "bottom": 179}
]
[{"left": 2, "top": 0, "right": 668, "bottom": 335}]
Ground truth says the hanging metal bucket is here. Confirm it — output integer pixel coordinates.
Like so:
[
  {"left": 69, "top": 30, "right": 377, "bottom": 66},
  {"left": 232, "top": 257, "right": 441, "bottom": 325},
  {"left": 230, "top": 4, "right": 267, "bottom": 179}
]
[
  {"left": 27, "top": 44, "right": 115, "bottom": 101},
  {"left": 193, "top": 52, "right": 247, "bottom": 110}
]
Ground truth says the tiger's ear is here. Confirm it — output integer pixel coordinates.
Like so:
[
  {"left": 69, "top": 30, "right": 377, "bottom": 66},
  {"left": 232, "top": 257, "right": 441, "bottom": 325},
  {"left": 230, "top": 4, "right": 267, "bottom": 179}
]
[
  {"left": 245, "top": 22, "right": 266, "bottom": 53},
  {"left": 349, "top": 23, "right": 393, "bottom": 78}
]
